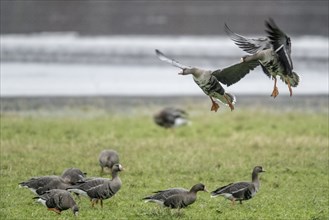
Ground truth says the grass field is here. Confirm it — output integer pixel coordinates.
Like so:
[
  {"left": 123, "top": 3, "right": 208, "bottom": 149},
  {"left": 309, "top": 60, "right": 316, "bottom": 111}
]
[{"left": 0, "top": 96, "right": 328, "bottom": 219}]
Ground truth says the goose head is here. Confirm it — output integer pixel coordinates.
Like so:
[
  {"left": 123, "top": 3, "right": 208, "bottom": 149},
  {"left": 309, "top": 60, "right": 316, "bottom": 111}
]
[
  {"left": 190, "top": 183, "right": 208, "bottom": 193},
  {"left": 179, "top": 68, "right": 204, "bottom": 77},
  {"left": 112, "top": 164, "right": 124, "bottom": 172},
  {"left": 253, "top": 166, "right": 266, "bottom": 174},
  {"left": 72, "top": 205, "right": 79, "bottom": 216}
]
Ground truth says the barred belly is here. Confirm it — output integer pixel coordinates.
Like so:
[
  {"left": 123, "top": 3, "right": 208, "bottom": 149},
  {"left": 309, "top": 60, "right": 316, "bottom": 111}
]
[
  {"left": 260, "top": 51, "right": 285, "bottom": 78},
  {"left": 194, "top": 76, "right": 224, "bottom": 96}
]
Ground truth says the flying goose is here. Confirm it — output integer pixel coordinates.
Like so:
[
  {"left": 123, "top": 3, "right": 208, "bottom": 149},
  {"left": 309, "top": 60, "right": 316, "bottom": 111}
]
[
  {"left": 67, "top": 164, "right": 124, "bottom": 208},
  {"left": 19, "top": 168, "right": 87, "bottom": 195},
  {"left": 155, "top": 49, "right": 259, "bottom": 112},
  {"left": 34, "top": 189, "right": 79, "bottom": 216},
  {"left": 98, "top": 150, "right": 120, "bottom": 173},
  {"left": 143, "top": 183, "right": 208, "bottom": 209},
  {"left": 211, "top": 166, "right": 265, "bottom": 204},
  {"left": 154, "top": 107, "right": 189, "bottom": 129},
  {"left": 225, "top": 18, "right": 300, "bottom": 97}
]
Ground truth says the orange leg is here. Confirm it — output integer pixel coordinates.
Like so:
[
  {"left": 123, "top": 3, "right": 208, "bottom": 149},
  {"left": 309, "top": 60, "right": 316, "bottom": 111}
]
[
  {"left": 224, "top": 94, "right": 234, "bottom": 111},
  {"left": 286, "top": 79, "right": 292, "bottom": 97},
  {"left": 209, "top": 97, "right": 219, "bottom": 112},
  {"left": 48, "top": 208, "right": 61, "bottom": 214},
  {"left": 271, "top": 77, "right": 279, "bottom": 98},
  {"left": 91, "top": 199, "right": 97, "bottom": 207}
]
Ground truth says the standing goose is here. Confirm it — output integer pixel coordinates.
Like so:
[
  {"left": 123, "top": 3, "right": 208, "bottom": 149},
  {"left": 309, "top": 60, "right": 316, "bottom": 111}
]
[
  {"left": 34, "top": 189, "right": 79, "bottom": 216},
  {"left": 143, "top": 183, "right": 207, "bottom": 209},
  {"left": 225, "top": 18, "right": 300, "bottom": 97},
  {"left": 154, "top": 107, "right": 189, "bottom": 129},
  {"left": 155, "top": 49, "right": 259, "bottom": 112},
  {"left": 67, "top": 164, "right": 124, "bottom": 208},
  {"left": 98, "top": 150, "right": 120, "bottom": 173},
  {"left": 211, "top": 166, "right": 265, "bottom": 204},
  {"left": 19, "top": 168, "right": 87, "bottom": 195}
]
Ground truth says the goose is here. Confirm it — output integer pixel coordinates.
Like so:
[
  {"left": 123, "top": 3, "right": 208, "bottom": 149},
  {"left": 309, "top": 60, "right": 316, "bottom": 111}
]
[
  {"left": 211, "top": 166, "right": 265, "bottom": 204},
  {"left": 155, "top": 49, "right": 259, "bottom": 112},
  {"left": 225, "top": 18, "right": 300, "bottom": 97},
  {"left": 154, "top": 107, "right": 189, "bottom": 129},
  {"left": 19, "top": 168, "right": 87, "bottom": 195},
  {"left": 67, "top": 164, "right": 123, "bottom": 208},
  {"left": 143, "top": 183, "right": 207, "bottom": 209},
  {"left": 34, "top": 189, "right": 79, "bottom": 216},
  {"left": 98, "top": 150, "right": 120, "bottom": 173},
  {"left": 61, "top": 168, "right": 87, "bottom": 184}
]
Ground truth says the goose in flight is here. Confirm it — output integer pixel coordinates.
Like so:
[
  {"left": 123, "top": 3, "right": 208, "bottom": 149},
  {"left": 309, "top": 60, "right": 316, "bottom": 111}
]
[
  {"left": 155, "top": 49, "right": 259, "bottom": 112},
  {"left": 225, "top": 18, "right": 300, "bottom": 97}
]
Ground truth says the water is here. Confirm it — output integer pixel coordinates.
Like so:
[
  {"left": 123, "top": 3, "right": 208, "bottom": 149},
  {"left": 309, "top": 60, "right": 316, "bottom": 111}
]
[{"left": 1, "top": 34, "right": 328, "bottom": 96}]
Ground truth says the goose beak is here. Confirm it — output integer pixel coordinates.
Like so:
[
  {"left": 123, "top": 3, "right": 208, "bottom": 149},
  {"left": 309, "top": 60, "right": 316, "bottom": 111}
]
[{"left": 204, "top": 187, "right": 209, "bottom": 193}]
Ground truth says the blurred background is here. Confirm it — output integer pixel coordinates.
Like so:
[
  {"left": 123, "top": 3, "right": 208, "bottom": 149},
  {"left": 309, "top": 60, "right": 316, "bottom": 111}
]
[{"left": 1, "top": 0, "right": 328, "bottom": 97}]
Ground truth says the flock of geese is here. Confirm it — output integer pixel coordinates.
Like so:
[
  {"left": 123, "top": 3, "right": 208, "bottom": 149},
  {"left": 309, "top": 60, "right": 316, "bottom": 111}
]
[
  {"left": 19, "top": 149, "right": 265, "bottom": 216},
  {"left": 19, "top": 18, "right": 297, "bottom": 216}
]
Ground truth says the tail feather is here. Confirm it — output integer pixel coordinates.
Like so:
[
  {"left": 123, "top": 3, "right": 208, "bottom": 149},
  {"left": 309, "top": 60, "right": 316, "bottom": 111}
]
[
  {"left": 290, "top": 72, "right": 300, "bottom": 87},
  {"left": 226, "top": 93, "right": 237, "bottom": 105},
  {"left": 216, "top": 92, "right": 236, "bottom": 106}
]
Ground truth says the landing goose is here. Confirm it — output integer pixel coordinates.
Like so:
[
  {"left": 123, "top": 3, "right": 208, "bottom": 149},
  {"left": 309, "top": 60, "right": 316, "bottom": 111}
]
[
  {"left": 155, "top": 49, "right": 259, "bottom": 112},
  {"left": 154, "top": 107, "right": 189, "bottom": 129},
  {"left": 211, "top": 166, "right": 265, "bottom": 204},
  {"left": 225, "top": 18, "right": 300, "bottom": 97},
  {"left": 67, "top": 164, "right": 123, "bottom": 208},
  {"left": 34, "top": 189, "right": 79, "bottom": 216},
  {"left": 98, "top": 150, "right": 120, "bottom": 173},
  {"left": 143, "top": 183, "right": 207, "bottom": 209}
]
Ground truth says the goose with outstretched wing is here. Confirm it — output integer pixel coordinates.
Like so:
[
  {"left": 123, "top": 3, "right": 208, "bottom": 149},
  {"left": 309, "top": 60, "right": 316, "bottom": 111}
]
[
  {"left": 155, "top": 49, "right": 258, "bottom": 112},
  {"left": 225, "top": 18, "right": 300, "bottom": 97}
]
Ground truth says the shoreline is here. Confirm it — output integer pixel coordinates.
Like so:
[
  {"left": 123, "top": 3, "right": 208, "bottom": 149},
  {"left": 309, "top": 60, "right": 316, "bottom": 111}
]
[{"left": 1, "top": 94, "right": 328, "bottom": 113}]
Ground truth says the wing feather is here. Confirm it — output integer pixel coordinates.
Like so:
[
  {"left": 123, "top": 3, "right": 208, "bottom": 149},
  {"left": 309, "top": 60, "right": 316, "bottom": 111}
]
[
  {"left": 265, "top": 18, "right": 293, "bottom": 74},
  {"left": 155, "top": 49, "right": 190, "bottom": 69},
  {"left": 225, "top": 24, "right": 271, "bottom": 54},
  {"left": 212, "top": 60, "right": 259, "bottom": 86}
]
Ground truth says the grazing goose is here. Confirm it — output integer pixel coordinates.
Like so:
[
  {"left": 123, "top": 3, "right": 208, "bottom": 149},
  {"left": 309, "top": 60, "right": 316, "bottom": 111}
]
[
  {"left": 98, "top": 150, "right": 120, "bottom": 173},
  {"left": 154, "top": 107, "right": 189, "bottom": 129},
  {"left": 143, "top": 183, "right": 208, "bottom": 209},
  {"left": 35, "top": 178, "right": 72, "bottom": 196},
  {"left": 19, "top": 168, "right": 87, "bottom": 195},
  {"left": 211, "top": 166, "right": 265, "bottom": 204},
  {"left": 67, "top": 164, "right": 124, "bottom": 208},
  {"left": 34, "top": 189, "right": 79, "bottom": 216},
  {"left": 225, "top": 18, "right": 300, "bottom": 97},
  {"left": 19, "top": 176, "right": 61, "bottom": 195},
  {"left": 155, "top": 49, "right": 259, "bottom": 112},
  {"left": 61, "top": 168, "right": 87, "bottom": 184}
]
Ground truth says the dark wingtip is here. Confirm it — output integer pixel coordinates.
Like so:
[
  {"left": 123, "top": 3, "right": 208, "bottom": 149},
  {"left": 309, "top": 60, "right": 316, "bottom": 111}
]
[{"left": 224, "top": 23, "right": 234, "bottom": 35}]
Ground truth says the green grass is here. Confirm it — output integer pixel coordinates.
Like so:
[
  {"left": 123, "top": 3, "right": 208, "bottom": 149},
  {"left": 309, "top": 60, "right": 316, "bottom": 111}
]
[{"left": 0, "top": 106, "right": 328, "bottom": 220}]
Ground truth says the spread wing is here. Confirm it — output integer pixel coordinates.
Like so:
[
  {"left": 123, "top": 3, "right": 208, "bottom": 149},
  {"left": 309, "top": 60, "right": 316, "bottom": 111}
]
[
  {"left": 265, "top": 18, "right": 293, "bottom": 74},
  {"left": 155, "top": 49, "right": 190, "bottom": 69},
  {"left": 212, "top": 60, "right": 259, "bottom": 86},
  {"left": 225, "top": 23, "right": 271, "bottom": 54}
]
